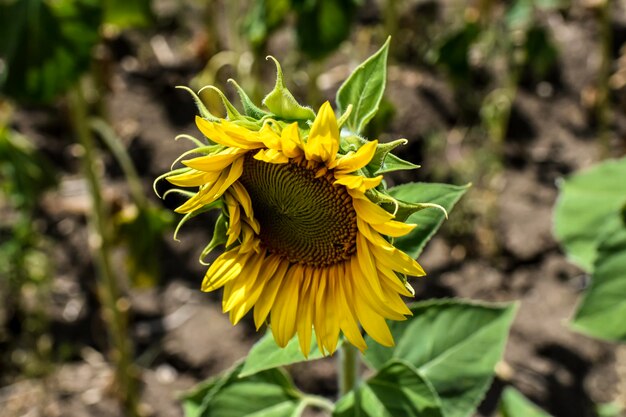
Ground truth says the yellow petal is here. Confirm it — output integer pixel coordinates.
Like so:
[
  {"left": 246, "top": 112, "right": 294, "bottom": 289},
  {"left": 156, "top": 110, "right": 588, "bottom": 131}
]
[
  {"left": 371, "top": 220, "right": 417, "bottom": 237},
  {"left": 313, "top": 268, "right": 329, "bottom": 355},
  {"left": 224, "top": 193, "right": 241, "bottom": 246},
  {"left": 305, "top": 101, "right": 339, "bottom": 164},
  {"left": 227, "top": 254, "right": 281, "bottom": 319},
  {"left": 352, "top": 196, "right": 394, "bottom": 223},
  {"left": 349, "top": 257, "right": 405, "bottom": 321},
  {"left": 354, "top": 295, "right": 395, "bottom": 347},
  {"left": 370, "top": 241, "right": 426, "bottom": 277},
  {"left": 296, "top": 267, "right": 315, "bottom": 358},
  {"left": 254, "top": 148, "right": 289, "bottom": 164},
  {"left": 224, "top": 252, "right": 267, "bottom": 324},
  {"left": 229, "top": 182, "right": 254, "bottom": 220},
  {"left": 336, "top": 264, "right": 367, "bottom": 351},
  {"left": 333, "top": 140, "right": 378, "bottom": 172},
  {"left": 280, "top": 122, "right": 304, "bottom": 158},
  {"left": 377, "top": 265, "right": 414, "bottom": 297},
  {"left": 322, "top": 265, "right": 341, "bottom": 354},
  {"left": 182, "top": 147, "right": 247, "bottom": 172},
  {"left": 174, "top": 157, "right": 244, "bottom": 213},
  {"left": 259, "top": 123, "right": 281, "bottom": 149},
  {"left": 201, "top": 248, "right": 252, "bottom": 292},
  {"left": 334, "top": 174, "right": 382, "bottom": 192},
  {"left": 196, "top": 116, "right": 263, "bottom": 149},
  {"left": 167, "top": 169, "right": 219, "bottom": 187},
  {"left": 356, "top": 233, "right": 385, "bottom": 299},
  {"left": 253, "top": 259, "right": 289, "bottom": 329},
  {"left": 271, "top": 265, "right": 301, "bottom": 347}
]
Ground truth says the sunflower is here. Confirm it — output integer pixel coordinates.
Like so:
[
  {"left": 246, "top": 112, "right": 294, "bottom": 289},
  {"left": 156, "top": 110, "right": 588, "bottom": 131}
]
[{"left": 163, "top": 101, "right": 425, "bottom": 356}]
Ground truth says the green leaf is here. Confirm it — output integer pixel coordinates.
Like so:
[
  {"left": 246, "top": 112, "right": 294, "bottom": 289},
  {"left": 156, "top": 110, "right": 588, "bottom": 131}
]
[
  {"left": 0, "top": 0, "right": 102, "bottom": 103},
  {"left": 240, "top": 329, "right": 339, "bottom": 378},
  {"left": 243, "top": 0, "right": 290, "bottom": 49},
  {"left": 262, "top": 56, "right": 315, "bottom": 121},
  {"left": 333, "top": 360, "right": 444, "bottom": 417},
  {"left": 500, "top": 387, "right": 552, "bottom": 417},
  {"left": 183, "top": 363, "right": 303, "bottom": 417},
  {"left": 571, "top": 228, "right": 626, "bottom": 342},
  {"left": 388, "top": 183, "right": 469, "bottom": 258},
  {"left": 294, "top": 0, "right": 358, "bottom": 60},
  {"left": 364, "top": 300, "right": 518, "bottom": 417},
  {"left": 336, "top": 37, "right": 390, "bottom": 135},
  {"left": 554, "top": 157, "right": 626, "bottom": 271},
  {"left": 103, "top": 0, "right": 152, "bottom": 28}
]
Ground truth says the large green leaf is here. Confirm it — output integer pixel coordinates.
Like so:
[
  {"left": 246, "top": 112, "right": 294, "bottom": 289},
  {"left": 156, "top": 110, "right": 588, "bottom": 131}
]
[
  {"left": 500, "top": 387, "right": 552, "bottom": 417},
  {"left": 0, "top": 0, "right": 102, "bottom": 102},
  {"left": 554, "top": 157, "right": 626, "bottom": 271},
  {"left": 571, "top": 228, "right": 626, "bottom": 342},
  {"left": 240, "top": 330, "right": 341, "bottom": 378},
  {"left": 364, "top": 300, "right": 517, "bottom": 417},
  {"left": 336, "top": 37, "right": 390, "bottom": 135},
  {"left": 333, "top": 360, "right": 444, "bottom": 417},
  {"left": 182, "top": 363, "right": 303, "bottom": 417},
  {"left": 388, "top": 183, "right": 469, "bottom": 258}
]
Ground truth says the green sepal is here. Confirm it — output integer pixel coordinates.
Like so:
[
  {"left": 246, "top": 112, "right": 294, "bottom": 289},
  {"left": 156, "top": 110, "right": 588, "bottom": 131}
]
[
  {"left": 199, "top": 85, "right": 244, "bottom": 121},
  {"left": 337, "top": 104, "right": 353, "bottom": 130},
  {"left": 366, "top": 188, "right": 448, "bottom": 223},
  {"left": 173, "top": 200, "right": 222, "bottom": 242},
  {"left": 228, "top": 78, "right": 272, "bottom": 120},
  {"left": 169, "top": 144, "right": 225, "bottom": 170},
  {"left": 175, "top": 86, "right": 219, "bottom": 122},
  {"left": 262, "top": 56, "right": 316, "bottom": 121},
  {"left": 174, "top": 133, "right": 207, "bottom": 148},
  {"left": 367, "top": 138, "right": 420, "bottom": 175},
  {"left": 153, "top": 167, "right": 189, "bottom": 198},
  {"left": 199, "top": 212, "right": 229, "bottom": 265}
]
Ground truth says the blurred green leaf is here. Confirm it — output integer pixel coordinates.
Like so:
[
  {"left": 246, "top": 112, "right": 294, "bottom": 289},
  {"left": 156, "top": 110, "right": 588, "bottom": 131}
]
[
  {"left": 554, "top": 157, "right": 626, "bottom": 271},
  {"left": 365, "top": 299, "right": 517, "bottom": 417},
  {"left": 333, "top": 360, "right": 444, "bottom": 417},
  {"left": 431, "top": 23, "right": 480, "bottom": 84},
  {"left": 0, "top": 127, "right": 55, "bottom": 209},
  {"left": 596, "top": 402, "right": 624, "bottom": 417},
  {"left": 294, "top": 0, "right": 359, "bottom": 60},
  {"left": 523, "top": 25, "right": 558, "bottom": 81},
  {"left": 243, "top": 0, "right": 290, "bottom": 49},
  {"left": 182, "top": 363, "right": 303, "bottom": 417},
  {"left": 240, "top": 329, "right": 340, "bottom": 378},
  {"left": 103, "top": 0, "right": 152, "bottom": 28},
  {"left": 500, "top": 387, "right": 552, "bottom": 417},
  {"left": 571, "top": 228, "right": 626, "bottom": 342},
  {"left": 115, "top": 204, "right": 173, "bottom": 288},
  {"left": 387, "top": 182, "right": 469, "bottom": 258},
  {"left": 0, "top": 0, "right": 102, "bottom": 102},
  {"left": 336, "top": 37, "right": 389, "bottom": 135}
]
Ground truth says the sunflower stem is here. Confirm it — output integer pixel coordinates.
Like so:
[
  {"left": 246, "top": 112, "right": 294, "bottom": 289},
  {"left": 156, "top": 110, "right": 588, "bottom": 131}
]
[
  {"left": 67, "top": 82, "right": 140, "bottom": 417},
  {"left": 339, "top": 342, "right": 359, "bottom": 396}
]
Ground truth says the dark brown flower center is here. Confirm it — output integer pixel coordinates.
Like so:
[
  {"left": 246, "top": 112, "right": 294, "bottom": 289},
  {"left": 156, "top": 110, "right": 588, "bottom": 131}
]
[{"left": 238, "top": 154, "right": 357, "bottom": 267}]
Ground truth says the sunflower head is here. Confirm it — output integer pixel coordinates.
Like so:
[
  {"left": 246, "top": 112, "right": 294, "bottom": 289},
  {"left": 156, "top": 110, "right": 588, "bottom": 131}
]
[{"left": 156, "top": 56, "right": 444, "bottom": 356}]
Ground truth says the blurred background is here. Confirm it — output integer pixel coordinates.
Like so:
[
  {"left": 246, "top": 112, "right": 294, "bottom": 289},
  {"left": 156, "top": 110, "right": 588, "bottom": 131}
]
[{"left": 1, "top": 0, "right": 626, "bottom": 416}]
